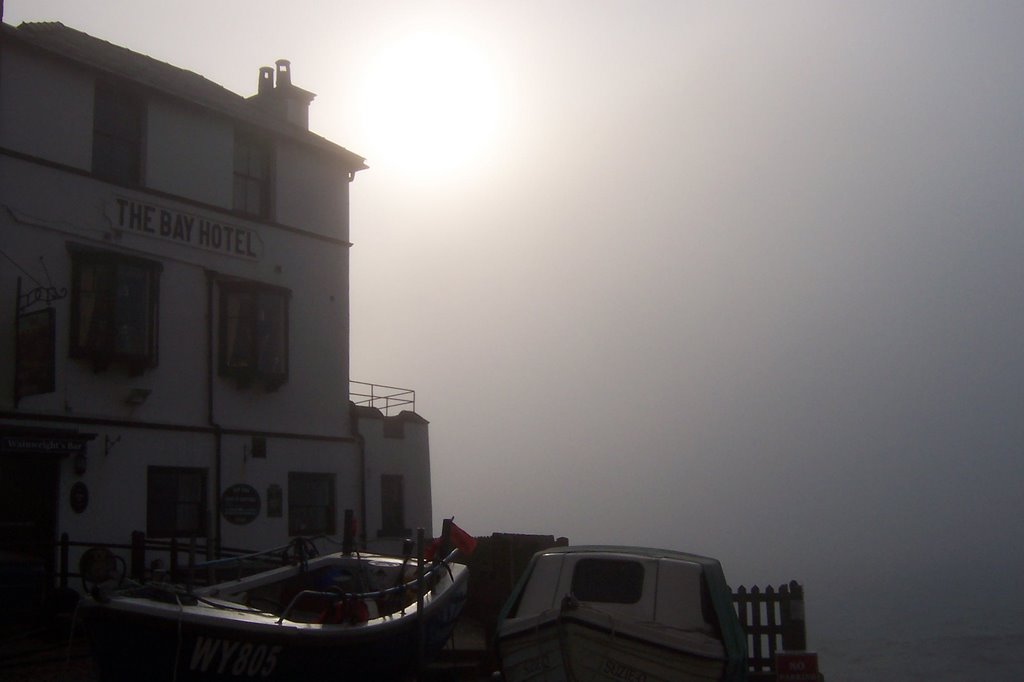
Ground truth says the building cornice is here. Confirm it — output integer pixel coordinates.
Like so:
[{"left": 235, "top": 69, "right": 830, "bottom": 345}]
[{"left": 0, "top": 411, "right": 355, "bottom": 444}]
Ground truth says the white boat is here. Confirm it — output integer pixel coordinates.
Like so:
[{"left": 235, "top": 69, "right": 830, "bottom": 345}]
[
  {"left": 80, "top": 537, "right": 469, "bottom": 681},
  {"left": 496, "top": 546, "right": 747, "bottom": 682}
]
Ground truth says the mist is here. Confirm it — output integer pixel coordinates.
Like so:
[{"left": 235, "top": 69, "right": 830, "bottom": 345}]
[
  {"left": 7, "top": 0, "right": 1024, "bottom": 643},
  {"left": 348, "top": 2, "right": 1024, "bottom": 640}
]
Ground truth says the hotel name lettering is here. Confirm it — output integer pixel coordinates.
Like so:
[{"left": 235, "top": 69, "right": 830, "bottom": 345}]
[{"left": 115, "top": 198, "right": 263, "bottom": 260}]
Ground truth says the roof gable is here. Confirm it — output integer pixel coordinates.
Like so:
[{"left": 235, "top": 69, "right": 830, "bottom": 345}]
[{"left": 4, "top": 21, "right": 366, "bottom": 171}]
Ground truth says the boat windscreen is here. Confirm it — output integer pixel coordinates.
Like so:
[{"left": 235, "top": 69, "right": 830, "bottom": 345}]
[{"left": 570, "top": 559, "right": 644, "bottom": 604}]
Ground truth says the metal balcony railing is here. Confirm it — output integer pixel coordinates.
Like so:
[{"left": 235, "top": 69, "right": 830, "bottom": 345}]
[{"left": 349, "top": 380, "right": 415, "bottom": 416}]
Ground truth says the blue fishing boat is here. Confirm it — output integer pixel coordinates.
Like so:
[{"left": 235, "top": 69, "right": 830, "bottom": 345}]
[{"left": 80, "top": 537, "right": 469, "bottom": 681}]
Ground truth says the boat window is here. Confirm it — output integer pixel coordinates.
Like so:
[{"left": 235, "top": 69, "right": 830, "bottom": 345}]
[{"left": 571, "top": 558, "right": 644, "bottom": 604}]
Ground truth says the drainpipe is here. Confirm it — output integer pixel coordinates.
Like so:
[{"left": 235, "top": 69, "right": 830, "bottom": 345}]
[
  {"left": 206, "top": 272, "right": 222, "bottom": 558},
  {"left": 350, "top": 405, "right": 367, "bottom": 549}
]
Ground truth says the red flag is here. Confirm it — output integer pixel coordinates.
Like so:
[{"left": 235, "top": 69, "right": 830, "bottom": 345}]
[
  {"left": 424, "top": 520, "right": 477, "bottom": 560},
  {"left": 449, "top": 521, "right": 477, "bottom": 558}
]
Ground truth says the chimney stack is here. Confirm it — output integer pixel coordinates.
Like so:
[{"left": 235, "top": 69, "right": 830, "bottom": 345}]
[
  {"left": 257, "top": 66, "right": 274, "bottom": 96},
  {"left": 248, "top": 59, "right": 316, "bottom": 130},
  {"left": 275, "top": 59, "right": 291, "bottom": 87}
]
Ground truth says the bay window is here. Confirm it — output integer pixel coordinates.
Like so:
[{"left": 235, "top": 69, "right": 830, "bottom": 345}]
[
  {"left": 219, "top": 280, "right": 289, "bottom": 388},
  {"left": 69, "top": 246, "right": 160, "bottom": 372}
]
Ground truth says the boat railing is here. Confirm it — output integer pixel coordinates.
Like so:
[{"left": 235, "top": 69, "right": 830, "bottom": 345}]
[
  {"left": 192, "top": 537, "right": 319, "bottom": 585},
  {"left": 275, "top": 547, "right": 461, "bottom": 625}
]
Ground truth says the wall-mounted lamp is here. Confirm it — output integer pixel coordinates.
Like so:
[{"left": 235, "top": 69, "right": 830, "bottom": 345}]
[
  {"left": 74, "top": 452, "right": 88, "bottom": 476},
  {"left": 125, "top": 388, "right": 151, "bottom": 405}
]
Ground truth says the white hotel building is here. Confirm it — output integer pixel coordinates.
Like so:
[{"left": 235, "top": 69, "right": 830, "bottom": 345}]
[{"left": 0, "top": 20, "right": 433, "bottom": 578}]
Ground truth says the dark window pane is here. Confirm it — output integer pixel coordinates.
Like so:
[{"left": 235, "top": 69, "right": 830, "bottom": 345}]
[
  {"left": 256, "top": 293, "right": 285, "bottom": 375},
  {"left": 234, "top": 133, "right": 270, "bottom": 217},
  {"left": 225, "top": 291, "right": 257, "bottom": 369},
  {"left": 147, "top": 466, "right": 207, "bottom": 538},
  {"left": 115, "top": 263, "right": 152, "bottom": 354},
  {"left": 219, "top": 283, "right": 288, "bottom": 386},
  {"left": 571, "top": 559, "right": 645, "bottom": 604},
  {"left": 288, "top": 472, "right": 335, "bottom": 536},
  {"left": 381, "top": 475, "right": 405, "bottom": 535},
  {"left": 93, "top": 81, "right": 142, "bottom": 184},
  {"left": 70, "top": 249, "right": 159, "bottom": 368}
]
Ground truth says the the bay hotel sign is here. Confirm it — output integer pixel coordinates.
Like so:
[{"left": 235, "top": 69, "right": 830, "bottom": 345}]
[{"left": 113, "top": 197, "right": 264, "bottom": 260}]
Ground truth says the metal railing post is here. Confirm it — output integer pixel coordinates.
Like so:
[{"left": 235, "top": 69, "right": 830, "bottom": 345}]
[
  {"left": 59, "top": 532, "right": 70, "bottom": 589},
  {"left": 416, "top": 527, "right": 426, "bottom": 676},
  {"left": 130, "top": 530, "right": 145, "bottom": 582}
]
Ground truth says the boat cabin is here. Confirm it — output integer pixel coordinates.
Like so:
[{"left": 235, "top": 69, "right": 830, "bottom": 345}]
[{"left": 506, "top": 548, "right": 722, "bottom": 636}]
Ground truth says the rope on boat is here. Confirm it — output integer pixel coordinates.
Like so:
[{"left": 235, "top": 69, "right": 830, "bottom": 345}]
[
  {"left": 61, "top": 595, "right": 86, "bottom": 679},
  {"left": 173, "top": 592, "right": 184, "bottom": 682}
]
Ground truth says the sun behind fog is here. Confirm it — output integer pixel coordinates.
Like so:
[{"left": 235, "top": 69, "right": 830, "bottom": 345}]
[{"left": 355, "top": 31, "right": 502, "bottom": 180}]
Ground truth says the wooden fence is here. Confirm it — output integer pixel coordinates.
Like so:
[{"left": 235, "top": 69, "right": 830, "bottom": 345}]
[{"left": 733, "top": 580, "right": 808, "bottom": 678}]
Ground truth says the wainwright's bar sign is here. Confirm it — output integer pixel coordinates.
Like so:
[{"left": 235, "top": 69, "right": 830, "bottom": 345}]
[
  {"left": 2, "top": 436, "right": 88, "bottom": 454},
  {"left": 113, "top": 197, "right": 263, "bottom": 260}
]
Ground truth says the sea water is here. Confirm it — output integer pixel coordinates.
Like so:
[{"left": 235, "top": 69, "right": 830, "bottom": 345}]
[
  {"left": 806, "top": 588, "right": 1024, "bottom": 679},
  {"left": 816, "top": 632, "right": 1024, "bottom": 681}
]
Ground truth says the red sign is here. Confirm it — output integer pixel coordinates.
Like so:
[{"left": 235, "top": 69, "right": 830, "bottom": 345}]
[{"left": 776, "top": 651, "right": 819, "bottom": 682}]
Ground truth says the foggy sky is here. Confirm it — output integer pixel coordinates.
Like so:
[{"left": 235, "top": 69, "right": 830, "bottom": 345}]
[{"left": 8, "top": 1, "right": 1024, "bottom": 641}]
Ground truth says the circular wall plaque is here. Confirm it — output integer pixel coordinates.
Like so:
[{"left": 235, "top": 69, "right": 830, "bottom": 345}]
[
  {"left": 70, "top": 481, "right": 89, "bottom": 513},
  {"left": 220, "top": 484, "right": 261, "bottom": 525}
]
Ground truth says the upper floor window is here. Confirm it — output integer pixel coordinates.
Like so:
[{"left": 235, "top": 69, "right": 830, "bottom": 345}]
[
  {"left": 219, "top": 280, "right": 289, "bottom": 389},
  {"left": 93, "top": 81, "right": 143, "bottom": 185},
  {"left": 234, "top": 132, "right": 271, "bottom": 218},
  {"left": 69, "top": 246, "right": 160, "bottom": 372}
]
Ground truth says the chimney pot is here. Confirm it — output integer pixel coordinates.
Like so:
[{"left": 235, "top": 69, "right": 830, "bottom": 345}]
[
  {"left": 275, "top": 59, "right": 291, "bottom": 87},
  {"left": 257, "top": 66, "right": 274, "bottom": 96}
]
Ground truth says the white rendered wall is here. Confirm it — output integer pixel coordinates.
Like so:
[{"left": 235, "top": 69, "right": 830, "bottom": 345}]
[
  {"left": 0, "top": 38, "right": 385, "bottom": 573},
  {"left": 146, "top": 97, "right": 233, "bottom": 207},
  {"left": 275, "top": 139, "right": 351, "bottom": 241},
  {"left": 0, "top": 45, "right": 93, "bottom": 169},
  {"left": 358, "top": 412, "right": 433, "bottom": 555}
]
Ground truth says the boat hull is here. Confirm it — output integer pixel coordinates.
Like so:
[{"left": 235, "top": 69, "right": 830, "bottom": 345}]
[
  {"left": 495, "top": 546, "right": 748, "bottom": 682},
  {"left": 81, "top": 557, "right": 469, "bottom": 681},
  {"left": 498, "top": 609, "right": 727, "bottom": 682},
  {"left": 85, "top": 602, "right": 463, "bottom": 681}
]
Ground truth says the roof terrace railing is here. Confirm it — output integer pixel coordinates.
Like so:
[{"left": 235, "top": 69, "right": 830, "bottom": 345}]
[{"left": 349, "top": 380, "right": 415, "bottom": 416}]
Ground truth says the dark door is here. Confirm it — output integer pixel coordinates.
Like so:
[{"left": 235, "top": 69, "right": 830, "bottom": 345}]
[{"left": 0, "top": 454, "right": 60, "bottom": 567}]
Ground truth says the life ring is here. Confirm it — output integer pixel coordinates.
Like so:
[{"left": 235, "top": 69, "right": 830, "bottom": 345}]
[{"left": 79, "top": 546, "right": 124, "bottom": 588}]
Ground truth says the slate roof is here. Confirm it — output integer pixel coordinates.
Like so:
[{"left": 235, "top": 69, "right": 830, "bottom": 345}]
[{"left": 3, "top": 21, "right": 366, "bottom": 171}]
